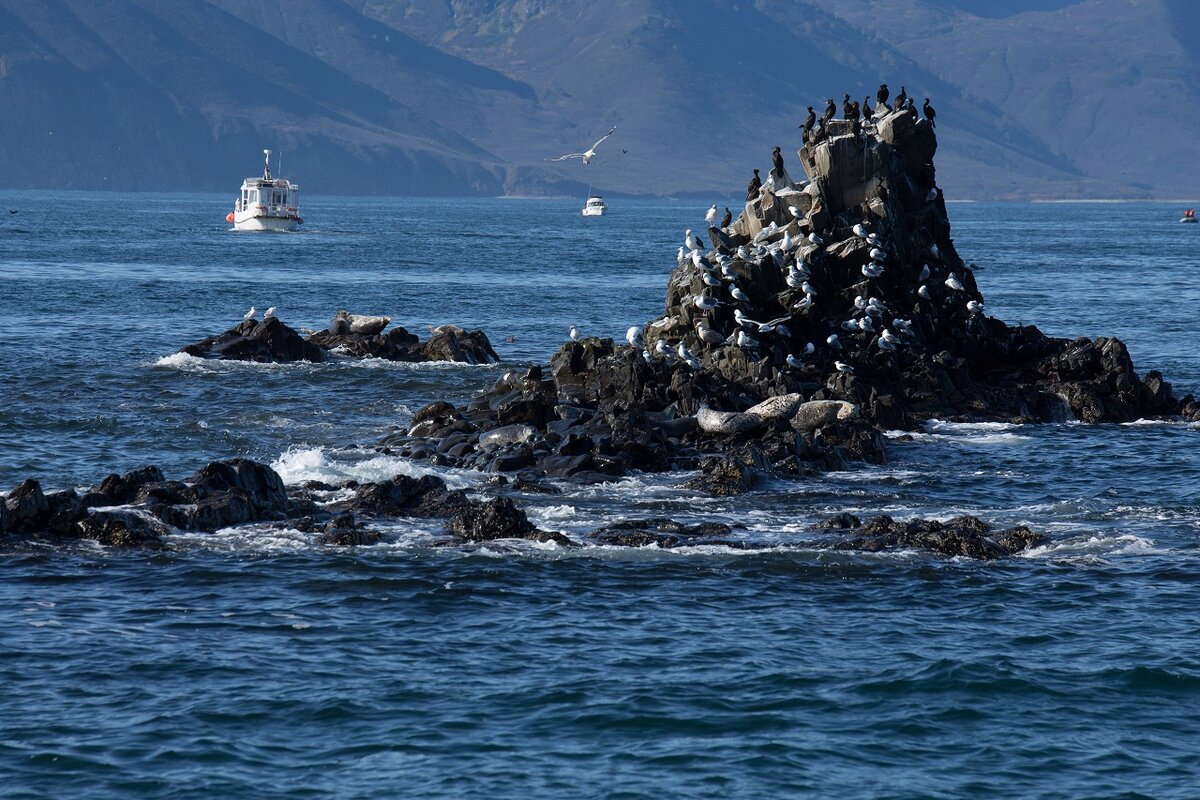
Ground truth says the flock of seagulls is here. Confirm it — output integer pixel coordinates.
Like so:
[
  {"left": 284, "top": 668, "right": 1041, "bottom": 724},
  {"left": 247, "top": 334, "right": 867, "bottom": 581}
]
[{"left": 557, "top": 83, "right": 969, "bottom": 382}]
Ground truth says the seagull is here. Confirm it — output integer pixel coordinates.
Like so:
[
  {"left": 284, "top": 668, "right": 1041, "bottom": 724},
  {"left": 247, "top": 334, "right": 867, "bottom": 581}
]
[
  {"left": 893, "top": 319, "right": 914, "bottom": 336},
  {"left": 862, "top": 263, "right": 885, "bottom": 278},
  {"left": 781, "top": 230, "right": 793, "bottom": 252},
  {"left": 967, "top": 300, "right": 984, "bottom": 314},
  {"left": 788, "top": 205, "right": 805, "bottom": 220},
  {"left": 918, "top": 285, "right": 931, "bottom": 299},
  {"left": 841, "top": 319, "right": 861, "bottom": 332},
  {"left": 705, "top": 205, "right": 718, "bottom": 226},
  {"left": 869, "top": 247, "right": 887, "bottom": 261},
  {"left": 808, "top": 232, "right": 824, "bottom": 246},
  {"left": 866, "top": 233, "right": 884, "bottom": 247},
  {"left": 881, "top": 328, "right": 901, "bottom": 346},
  {"left": 877, "top": 336, "right": 897, "bottom": 351},
  {"left": 243, "top": 306, "right": 257, "bottom": 321},
  {"left": 945, "top": 273, "right": 965, "bottom": 291},
  {"left": 695, "top": 294, "right": 721, "bottom": 311},
  {"left": 786, "top": 353, "right": 806, "bottom": 368},
  {"left": 655, "top": 340, "right": 673, "bottom": 357},
  {"left": 786, "top": 270, "right": 806, "bottom": 289},
  {"left": 696, "top": 321, "right": 724, "bottom": 344},
  {"left": 758, "top": 315, "right": 792, "bottom": 334},
  {"left": 919, "top": 264, "right": 931, "bottom": 281},
  {"left": 859, "top": 316, "right": 876, "bottom": 332},
  {"left": 685, "top": 229, "right": 704, "bottom": 251},
  {"left": 548, "top": 125, "right": 617, "bottom": 165},
  {"left": 263, "top": 306, "right": 276, "bottom": 319},
  {"left": 736, "top": 329, "right": 759, "bottom": 348},
  {"left": 801, "top": 281, "right": 816, "bottom": 296},
  {"left": 642, "top": 349, "right": 654, "bottom": 364},
  {"left": 702, "top": 271, "right": 722, "bottom": 287},
  {"left": 685, "top": 357, "right": 701, "bottom": 370},
  {"left": 827, "top": 333, "right": 842, "bottom": 350},
  {"left": 801, "top": 342, "right": 815, "bottom": 355},
  {"left": 626, "top": 326, "right": 644, "bottom": 347},
  {"left": 677, "top": 246, "right": 687, "bottom": 266},
  {"left": 852, "top": 223, "right": 868, "bottom": 239},
  {"left": 835, "top": 361, "right": 854, "bottom": 373},
  {"left": 676, "top": 341, "right": 693, "bottom": 360},
  {"left": 854, "top": 296, "right": 868, "bottom": 310},
  {"left": 930, "top": 243, "right": 942, "bottom": 258},
  {"left": 569, "top": 325, "right": 580, "bottom": 341},
  {"left": 730, "top": 286, "right": 750, "bottom": 303},
  {"left": 794, "top": 294, "right": 815, "bottom": 310}
]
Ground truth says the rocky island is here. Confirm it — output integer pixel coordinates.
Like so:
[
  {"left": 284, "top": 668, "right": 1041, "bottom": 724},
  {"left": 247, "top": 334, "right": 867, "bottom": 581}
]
[{"left": 3, "top": 101, "right": 1191, "bottom": 559}]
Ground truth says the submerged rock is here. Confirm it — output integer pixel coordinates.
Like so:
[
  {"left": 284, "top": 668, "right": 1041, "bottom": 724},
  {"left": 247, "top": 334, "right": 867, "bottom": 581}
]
[{"left": 825, "top": 515, "right": 1045, "bottom": 559}]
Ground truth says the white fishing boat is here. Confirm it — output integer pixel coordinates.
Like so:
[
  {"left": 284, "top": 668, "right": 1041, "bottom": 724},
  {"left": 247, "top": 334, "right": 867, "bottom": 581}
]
[
  {"left": 582, "top": 194, "right": 607, "bottom": 217},
  {"left": 226, "top": 149, "right": 302, "bottom": 231}
]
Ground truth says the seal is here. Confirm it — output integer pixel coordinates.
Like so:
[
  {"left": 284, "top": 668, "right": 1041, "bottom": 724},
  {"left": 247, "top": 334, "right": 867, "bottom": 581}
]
[
  {"left": 789, "top": 400, "right": 859, "bottom": 432},
  {"left": 746, "top": 393, "right": 804, "bottom": 420},
  {"left": 695, "top": 405, "right": 764, "bottom": 435},
  {"left": 330, "top": 310, "right": 391, "bottom": 336}
]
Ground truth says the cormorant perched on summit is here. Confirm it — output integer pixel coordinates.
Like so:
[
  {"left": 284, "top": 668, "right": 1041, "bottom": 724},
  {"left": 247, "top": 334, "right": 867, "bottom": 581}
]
[
  {"left": 821, "top": 98, "right": 836, "bottom": 125},
  {"left": 746, "top": 168, "right": 761, "bottom": 200},
  {"left": 923, "top": 98, "right": 937, "bottom": 128},
  {"left": 720, "top": 207, "right": 732, "bottom": 228},
  {"left": 877, "top": 83, "right": 890, "bottom": 111},
  {"left": 863, "top": 96, "right": 873, "bottom": 119},
  {"left": 895, "top": 85, "right": 908, "bottom": 111},
  {"left": 842, "top": 93, "right": 853, "bottom": 120},
  {"left": 801, "top": 106, "right": 816, "bottom": 133},
  {"left": 771, "top": 146, "right": 785, "bottom": 177}
]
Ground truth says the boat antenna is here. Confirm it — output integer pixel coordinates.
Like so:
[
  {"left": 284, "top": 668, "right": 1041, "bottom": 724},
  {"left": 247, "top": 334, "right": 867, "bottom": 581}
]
[
  {"left": 278, "top": 150, "right": 283, "bottom": 180},
  {"left": 263, "top": 149, "right": 272, "bottom": 180}
]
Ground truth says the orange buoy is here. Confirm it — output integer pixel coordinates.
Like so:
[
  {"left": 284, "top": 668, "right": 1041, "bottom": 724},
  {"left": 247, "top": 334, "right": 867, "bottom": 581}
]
[{"left": 226, "top": 212, "right": 235, "bottom": 223}]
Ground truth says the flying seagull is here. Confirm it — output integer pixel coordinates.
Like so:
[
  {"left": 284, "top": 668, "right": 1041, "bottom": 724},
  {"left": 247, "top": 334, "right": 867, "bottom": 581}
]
[{"left": 548, "top": 125, "right": 617, "bottom": 165}]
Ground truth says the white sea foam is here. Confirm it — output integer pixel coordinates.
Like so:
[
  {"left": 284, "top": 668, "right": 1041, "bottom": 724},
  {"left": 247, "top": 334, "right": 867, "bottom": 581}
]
[
  {"left": 1020, "top": 532, "right": 1167, "bottom": 560},
  {"left": 270, "top": 446, "right": 480, "bottom": 489}
]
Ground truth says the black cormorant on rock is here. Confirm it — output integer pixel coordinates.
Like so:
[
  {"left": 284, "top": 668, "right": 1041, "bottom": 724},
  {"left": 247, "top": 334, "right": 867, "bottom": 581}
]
[
  {"left": 772, "top": 146, "right": 784, "bottom": 176},
  {"left": 720, "top": 207, "right": 732, "bottom": 228},
  {"left": 895, "top": 85, "right": 908, "bottom": 110},
  {"left": 842, "top": 93, "right": 853, "bottom": 120},
  {"left": 802, "top": 106, "right": 816, "bottom": 133},
  {"left": 850, "top": 100, "right": 861, "bottom": 121},
  {"left": 822, "top": 98, "right": 836, "bottom": 125},
  {"left": 877, "top": 83, "right": 890, "bottom": 110},
  {"left": 863, "top": 96, "right": 873, "bottom": 119},
  {"left": 746, "top": 169, "right": 762, "bottom": 200},
  {"left": 923, "top": 98, "right": 937, "bottom": 128}
]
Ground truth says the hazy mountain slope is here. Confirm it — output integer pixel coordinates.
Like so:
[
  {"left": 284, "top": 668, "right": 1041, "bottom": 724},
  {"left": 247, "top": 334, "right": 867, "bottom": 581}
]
[
  {"left": 0, "top": 0, "right": 1193, "bottom": 197},
  {"left": 352, "top": 0, "right": 1109, "bottom": 198},
  {"left": 0, "top": 0, "right": 579, "bottom": 194}
]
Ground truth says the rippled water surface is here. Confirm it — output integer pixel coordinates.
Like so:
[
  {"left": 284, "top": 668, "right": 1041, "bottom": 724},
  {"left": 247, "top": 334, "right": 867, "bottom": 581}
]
[{"left": 2, "top": 192, "right": 1200, "bottom": 798}]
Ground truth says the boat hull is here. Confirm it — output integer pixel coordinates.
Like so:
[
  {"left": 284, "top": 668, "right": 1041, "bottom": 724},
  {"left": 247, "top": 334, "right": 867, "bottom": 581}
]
[
  {"left": 582, "top": 206, "right": 606, "bottom": 217},
  {"left": 1180, "top": 217, "right": 1197, "bottom": 224},
  {"left": 233, "top": 214, "right": 301, "bottom": 232}
]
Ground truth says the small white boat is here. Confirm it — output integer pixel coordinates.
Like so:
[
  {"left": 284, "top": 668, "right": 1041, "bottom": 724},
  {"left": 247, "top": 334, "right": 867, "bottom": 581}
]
[
  {"left": 582, "top": 195, "right": 607, "bottom": 217},
  {"left": 1180, "top": 209, "right": 1197, "bottom": 224},
  {"left": 227, "top": 149, "right": 302, "bottom": 231}
]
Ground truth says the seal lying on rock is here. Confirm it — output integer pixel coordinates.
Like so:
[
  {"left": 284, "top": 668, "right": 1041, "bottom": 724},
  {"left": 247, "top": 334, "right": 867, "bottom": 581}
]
[
  {"left": 330, "top": 310, "right": 391, "bottom": 336},
  {"left": 746, "top": 393, "right": 804, "bottom": 419},
  {"left": 790, "top": 400, "right": 859, "bottom": 432},
  {"left": 695, "top": 405, "right": 764, "bottom": 435}
]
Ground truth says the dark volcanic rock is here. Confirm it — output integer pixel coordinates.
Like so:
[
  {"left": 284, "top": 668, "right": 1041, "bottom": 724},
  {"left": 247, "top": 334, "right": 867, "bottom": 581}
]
[
  {"left": 5, "top": 479, "right": 48, "bottom": 532},
  {"left": 446, "top": 497, "right": 568, "bottom": 545},
  {"left": 591, "top": 517, "right": 735, "bottom": 547},
  {"left": 77, "top": 510, "right": 167, "bottom": 547},
  {"left": 828, "top": 515, "right": 1046, "bottom": 559},
  {"left": 179, "top": 316, "right": 499, "bottom": 365},
  {"left": 181, "top": 318, "right": 324, "bottom": 363}
]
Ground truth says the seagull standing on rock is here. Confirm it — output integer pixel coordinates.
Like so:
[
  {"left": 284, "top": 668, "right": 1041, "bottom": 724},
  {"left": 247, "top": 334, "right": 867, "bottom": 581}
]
[
  {"left": 626, "top": 326, "right": 644, "bottom": 347},
  {"left": 835, "top": 361, "right": 854, "bottom": 374},
  {"left": 945, "top": 273, "right": 965, "bottom": 292},
  {"left": 243, "top": 306, "right": 257, "bottom": 321},
  {"left": 705, "top": 205, "right": 718, "bottom": 226},
  {"left": 918, "top": 285, "right": 931, "bottom": 299},
  {"left": 569, "top": 326, "right": 580, "bottom": 341},
  {"left": 264, "top": 306, "right": 276, "bottom": 319}
]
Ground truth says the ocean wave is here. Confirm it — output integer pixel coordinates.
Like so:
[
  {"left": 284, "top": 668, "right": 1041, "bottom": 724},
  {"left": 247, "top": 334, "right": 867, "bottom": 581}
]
[
  {"left": 1020, "top": 532, "right": 1167, "bottom": 560},
  {"left": 270, "top": 446, "right": 480, "bottom": 489},
  {"left": 151, "top": 351, "right": 503, "bottom": 374}
]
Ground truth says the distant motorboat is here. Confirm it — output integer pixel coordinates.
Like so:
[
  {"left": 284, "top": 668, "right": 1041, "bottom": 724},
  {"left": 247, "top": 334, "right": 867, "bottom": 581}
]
[
  {"left": 582, "top": 194, "right": 607, "bottom": 217},
  {"left": 1180, "top": 208, "right": 1197, "bottom": 224},
  {"left": 226, "top": 149, "right": 302, "bottom": 232}
]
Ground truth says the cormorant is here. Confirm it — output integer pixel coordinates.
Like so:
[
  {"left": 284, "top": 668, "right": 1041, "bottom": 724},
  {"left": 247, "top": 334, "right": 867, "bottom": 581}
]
[
  {"left": 850, "top": 100, "right": 861, "bottom": 121},
  {"left": 923, "top": 98, "right": 937, "bottom": 127},
  {"left": 877, "top": 83, "right": 890, "bottom": 110},
  {"left": 821, "top": 98, "right": 836, "bottom": 125},
  {"left": 842, "top": 93, "right": 853, "bottom": 120},
  {"left": 802, "top": 106, "right": 816, "bottom": 132},
  {"left": 772, "top": 146, "right": 784, "bottom": 176},
  {"left": 720, "top": 207, "right": 732, "bottom": 228},
  {"left": 746, "top": 168, "right": 762, "bottom": 200},
  {"left": 863, "top": 96, "right": 873, "bottom": 119},
  {"left": 895, "top": 85, "right": 907, "bottom": 110}
]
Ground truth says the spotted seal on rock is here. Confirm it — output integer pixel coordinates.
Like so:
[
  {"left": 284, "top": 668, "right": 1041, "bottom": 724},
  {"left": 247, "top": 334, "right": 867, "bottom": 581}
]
[
  {"left": 695, "top": 405, "right": 764, "bottom": 435},
  {"left": 746, "top": 393, "right": 804, "bottom": 420},
  {"left": 329, "top": 310, "right": 391, "bottom": 336},
  {"left": 479, "top": 424, "right": 539, "bottom": 448},
  {"left": 789, "top": 400, "right": 859, "bottom": 432}
]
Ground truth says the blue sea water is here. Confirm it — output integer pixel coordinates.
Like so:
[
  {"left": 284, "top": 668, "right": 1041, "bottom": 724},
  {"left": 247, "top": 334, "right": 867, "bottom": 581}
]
[{"left": 2, "top": 192, "right": 1200, "bottom": 798}]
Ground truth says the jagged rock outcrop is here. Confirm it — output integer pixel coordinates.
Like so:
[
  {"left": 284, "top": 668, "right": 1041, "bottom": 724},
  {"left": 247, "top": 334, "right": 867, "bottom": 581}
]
[{"left": 179, "top": 315, "right": 499, "bottom": 365}]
